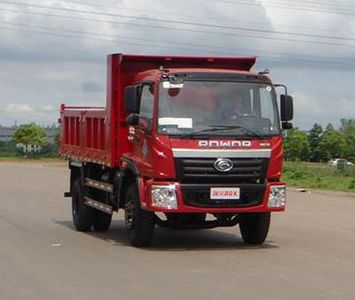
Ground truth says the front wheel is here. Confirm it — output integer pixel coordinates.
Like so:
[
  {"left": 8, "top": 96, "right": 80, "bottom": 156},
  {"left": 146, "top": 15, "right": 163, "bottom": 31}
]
[
  {"left": 124, "top": 184, "right": 155, "bottom": 247},
  {"left": 239, "top": 212, "right": 270, "bottom": 244}
]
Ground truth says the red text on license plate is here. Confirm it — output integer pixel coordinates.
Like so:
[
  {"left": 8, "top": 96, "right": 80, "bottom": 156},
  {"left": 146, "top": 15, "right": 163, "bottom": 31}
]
[{"left": 210, "top": 187, "right": 240, "bottom": 200}]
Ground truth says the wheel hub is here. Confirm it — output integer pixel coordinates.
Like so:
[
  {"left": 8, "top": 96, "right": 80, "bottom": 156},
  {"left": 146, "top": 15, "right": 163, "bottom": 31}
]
[{"left": 125, "top": 199, "right": 134, "bottom": 229}]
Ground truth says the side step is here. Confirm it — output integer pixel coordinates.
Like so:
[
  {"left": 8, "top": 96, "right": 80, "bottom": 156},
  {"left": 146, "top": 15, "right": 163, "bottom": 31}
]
[
  {"left": 85, "top": 178, "right": 113, "bottom": 193},
  {"left": 84, "top": 196, "right": 113, "bottom": 214}
]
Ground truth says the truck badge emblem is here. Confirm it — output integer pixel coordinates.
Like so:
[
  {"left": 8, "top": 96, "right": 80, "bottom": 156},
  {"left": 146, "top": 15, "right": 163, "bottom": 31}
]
[{"left": 214, "top": 158, "right": 233, "bottom": 172}]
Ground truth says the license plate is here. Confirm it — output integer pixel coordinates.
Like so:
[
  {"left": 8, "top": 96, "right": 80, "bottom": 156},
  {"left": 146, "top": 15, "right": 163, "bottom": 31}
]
[{"left": 210, "top": 187, "right": 240, "bottom": 200}]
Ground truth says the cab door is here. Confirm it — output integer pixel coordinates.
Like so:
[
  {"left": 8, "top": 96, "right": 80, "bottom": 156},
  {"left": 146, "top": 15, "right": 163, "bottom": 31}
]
[{"left": 131, "top": 84, "right": 155, "bottom": 176}]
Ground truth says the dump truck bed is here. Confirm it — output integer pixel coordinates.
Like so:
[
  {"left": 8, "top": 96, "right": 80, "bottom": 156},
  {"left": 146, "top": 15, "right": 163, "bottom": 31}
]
[{"left": 59, "top": 105, "right": 111, "bottom": 165}]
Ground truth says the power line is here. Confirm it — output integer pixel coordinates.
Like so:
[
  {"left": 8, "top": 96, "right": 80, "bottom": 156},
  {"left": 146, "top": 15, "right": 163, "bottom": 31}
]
[
  {"left": 1, "top": 1, "right": 355, "bottom": 42},
  {"left": 0, "top": 26, "right": 214, "bottom": 54},
  {"left": 236, "top": 0, "right": 354, "bottom": 11},
  {"left": 64, "top": 0, "right": 250, "bottom": 25},
  {"left": 44, "top": 0, "right": 355, "bottom": 36},
  {"left": 2, "top": 6, "right": 355, "bottom": 50},
  {"left": 1, "top": 1, "right": 355, "bottom": 67},
  {"left": 0, "top": 21, "right": 236, "bottom": 53},
  {"left": 1, "top": 22, "right": 355, "bottom": 68},
  {"left": 207, "top": 0, "right": 355, "bottom": 16},
  {"left": 56, "top": 0, "right": 355, "bottom": 21},
  {"left": 1, "top": 19, "right": 354, "bottom": 63},
  {"left": 262, "top": 0, "right": 355, "bottom": 9}
]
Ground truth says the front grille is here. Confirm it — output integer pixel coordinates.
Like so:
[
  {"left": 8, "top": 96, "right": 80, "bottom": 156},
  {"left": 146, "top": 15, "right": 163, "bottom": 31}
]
[
  {"left": 181, "top": 184, "right": 265, "bottom": 207},
  {"left": 175, "top": 158, "right": 269, "bottom": 184}
]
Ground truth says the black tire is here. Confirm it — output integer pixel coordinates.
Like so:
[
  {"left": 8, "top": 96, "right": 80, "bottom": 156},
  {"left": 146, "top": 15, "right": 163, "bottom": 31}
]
[
  {"left": 72, "top": 179, "right": 96, "bottom": 231},
  {"left": 239, "top": 212, "right": 271, "bottom": 245},
  {"left": 124, "top": 183, "right": 155, "bottom": 247},
  {"left": 93, "top": 211, "right": 112, "bottom": 232}
]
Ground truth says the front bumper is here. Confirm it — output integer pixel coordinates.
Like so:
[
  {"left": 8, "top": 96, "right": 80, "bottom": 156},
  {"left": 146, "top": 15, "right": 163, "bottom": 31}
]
[{"left": 140, "top": 180, "right": 286, "bottom": 213}]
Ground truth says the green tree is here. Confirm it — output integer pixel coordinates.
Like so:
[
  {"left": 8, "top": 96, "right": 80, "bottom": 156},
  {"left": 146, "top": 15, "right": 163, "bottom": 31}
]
[
  {"left": 308, "top": 123, "right": 323, "bottom": 162},
  {"left": 12, "top": 123, "right": 48, "bottom": 154},
  {"left": 324, "top": 123, "right": 334, "bottom": 132},
  {"left": 318, "top": 124, "right": 347, "bottom": 161},
  {"left": 339, "top": 119, "right": 355, "bottom": 160},
  {"left": 284, "top": 128, "right": 310, "bottom": 161}
]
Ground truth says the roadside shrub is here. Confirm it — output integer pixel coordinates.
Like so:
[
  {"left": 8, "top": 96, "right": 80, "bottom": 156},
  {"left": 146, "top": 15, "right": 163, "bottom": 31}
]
[
  {"left": 284, "top": 165, "right": 312, "bottom": 180},
  {"left": 334, "top": 161, "right": 353, "bottom": 177},
  {"left": 0, "top": 141, "right": 22, "bottom": 157},
  {"left": 283, "top": 161, "right": 355, "bottom": 192},
  {"left": 40, "top": 143, "right": 58, "bottom": 157},
  {"left": 314, "top": 175, "right": 323, "bottom": 188}
]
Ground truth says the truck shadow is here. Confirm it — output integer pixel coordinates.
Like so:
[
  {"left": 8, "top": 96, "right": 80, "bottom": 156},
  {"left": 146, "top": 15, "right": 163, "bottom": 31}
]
[
  {"left": 55, "top": 219, "right": 279, "bottom": 251},
  {"left": 147, "top": 229, "right": 278, "bottom": 251}
]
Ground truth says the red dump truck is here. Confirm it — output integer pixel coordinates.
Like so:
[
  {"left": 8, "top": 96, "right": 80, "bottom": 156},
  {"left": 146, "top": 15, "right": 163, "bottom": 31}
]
[{"left": 59, "top": 54, "right": 293, "bottom": 247}]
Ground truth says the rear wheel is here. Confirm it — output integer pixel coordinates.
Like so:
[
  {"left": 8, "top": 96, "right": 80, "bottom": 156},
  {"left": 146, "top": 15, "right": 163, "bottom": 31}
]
[
  {"left": 72, "top": 179, "right": 96, "bottom": 231},
  {"left": 239, "top": 212, "right": 270, "bottom": 244},
  {"left": 93, "top": 211, "right": 112, "bottom": 232},
  {"left": 125, "top": 183, "right": 155, "bottom": 247}
]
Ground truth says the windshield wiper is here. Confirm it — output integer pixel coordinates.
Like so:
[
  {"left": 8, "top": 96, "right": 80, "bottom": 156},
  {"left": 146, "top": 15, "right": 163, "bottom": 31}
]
[
  {"left": 212, "top": 125, "right": 263, "bottom": 138},
  {"left": 179, "top": 125, "right": 263, "bottom": 138}
]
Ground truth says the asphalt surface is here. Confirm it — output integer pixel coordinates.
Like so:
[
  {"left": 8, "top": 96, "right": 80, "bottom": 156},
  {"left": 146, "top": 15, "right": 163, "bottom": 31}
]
[{"left": 0, "top": 162, "right": 355, "bottom": 300}]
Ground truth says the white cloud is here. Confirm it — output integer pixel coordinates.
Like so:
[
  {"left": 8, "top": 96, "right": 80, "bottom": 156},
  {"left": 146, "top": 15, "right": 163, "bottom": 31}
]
[
  {"left": 5, "top": 103, "right": 34, "bottom": 113},
  {"left": 40, "top": 105, "right": 55, "bottom": 112}
]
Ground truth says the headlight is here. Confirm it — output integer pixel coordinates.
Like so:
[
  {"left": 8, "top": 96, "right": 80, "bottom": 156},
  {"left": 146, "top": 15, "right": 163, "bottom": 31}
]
[
  {"left": 268, "top": 185, "right": 286, "bottom": 208},
  {"left": 151, "top": 185, "right": 177, "bottom": 209}
]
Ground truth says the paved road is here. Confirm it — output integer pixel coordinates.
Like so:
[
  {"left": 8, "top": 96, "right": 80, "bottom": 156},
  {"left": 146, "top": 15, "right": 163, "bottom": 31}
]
[{"left": 0, "top": 162, "right": 355, "bottom": 300}]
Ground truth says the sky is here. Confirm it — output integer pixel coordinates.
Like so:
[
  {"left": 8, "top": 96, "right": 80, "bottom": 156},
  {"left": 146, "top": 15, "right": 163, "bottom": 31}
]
[{"left": 0, "top": 0, "right": 355, "bottom": 129}]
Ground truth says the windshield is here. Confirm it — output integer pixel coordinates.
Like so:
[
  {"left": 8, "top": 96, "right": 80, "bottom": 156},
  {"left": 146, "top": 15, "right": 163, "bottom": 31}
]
[{"left": 158, "top": 80, "right": 280, "bottom": 137}]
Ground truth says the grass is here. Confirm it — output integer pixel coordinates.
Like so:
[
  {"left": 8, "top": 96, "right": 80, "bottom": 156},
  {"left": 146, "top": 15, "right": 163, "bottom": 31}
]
[{"left": 283, "top": 161, "right": 355, "bottom": 193}]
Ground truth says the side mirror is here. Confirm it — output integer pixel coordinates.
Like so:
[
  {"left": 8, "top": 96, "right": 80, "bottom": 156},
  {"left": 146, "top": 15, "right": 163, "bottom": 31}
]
[
  {"left": 126, "top": 114, "right": 139, "bottom": 126},
  {"left": 124, "top": 85, "right": 141, "bottom": 113},
  {"left": 282, "top": 121, "right": 293, "bottom": 130},
  {"left": 280, "top": 94, "right": 293, "bottom": 121}
]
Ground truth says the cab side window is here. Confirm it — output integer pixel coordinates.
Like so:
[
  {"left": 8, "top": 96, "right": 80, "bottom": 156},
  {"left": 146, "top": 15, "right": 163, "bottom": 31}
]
[
  {"left": 140, "top": 85, "right": 154, "bottom": 121},
  {"left": 259, "top": 88, "right": 275, "bottom": 124}
]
